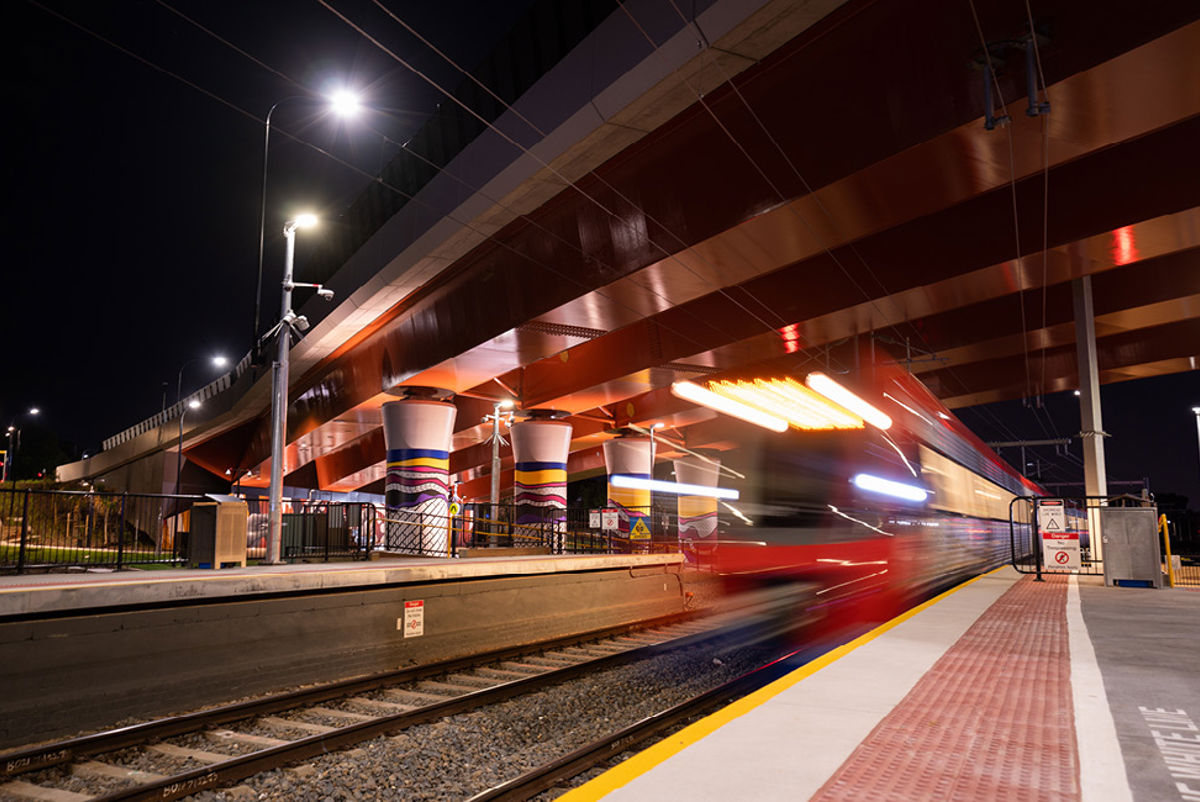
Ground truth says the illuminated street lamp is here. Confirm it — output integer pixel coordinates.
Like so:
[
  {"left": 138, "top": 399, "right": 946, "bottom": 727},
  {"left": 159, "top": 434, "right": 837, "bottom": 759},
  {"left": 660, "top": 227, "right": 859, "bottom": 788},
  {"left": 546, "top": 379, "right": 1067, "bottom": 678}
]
[
  {"left": 265, "top": 214, "right": 331, "bottom": 564},
  {"left": 176, "top": 355, "right": 228, "bottom": 406},
  {"left": 175, "top": 398, "right": 202, "bottom": 495},
  {"left": 252, "top": 91, "right": 363, "bottom": 359}
]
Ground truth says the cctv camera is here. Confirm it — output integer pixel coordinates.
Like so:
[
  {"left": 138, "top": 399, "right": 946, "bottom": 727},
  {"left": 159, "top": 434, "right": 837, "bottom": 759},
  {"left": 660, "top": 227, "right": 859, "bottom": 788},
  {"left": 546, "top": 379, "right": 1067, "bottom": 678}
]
[
  {"left": 293, "top": 315, "right": 310, "bottom": 332},
  {"left": 317, "top": 287, "right": 335, "bottom": 301}
]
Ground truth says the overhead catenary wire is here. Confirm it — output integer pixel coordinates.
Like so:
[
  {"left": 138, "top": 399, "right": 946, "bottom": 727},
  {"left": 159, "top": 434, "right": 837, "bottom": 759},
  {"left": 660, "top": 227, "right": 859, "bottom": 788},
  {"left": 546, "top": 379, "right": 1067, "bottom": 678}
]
[
  {"left": 314, "top": 0, "right": 850, "bottom": 375},
  {"left": 641, "top": 0, "right": 1036, "bottom": 447},
  {"left": 42, "top": 0, "right": 839, "bottom": 396}
]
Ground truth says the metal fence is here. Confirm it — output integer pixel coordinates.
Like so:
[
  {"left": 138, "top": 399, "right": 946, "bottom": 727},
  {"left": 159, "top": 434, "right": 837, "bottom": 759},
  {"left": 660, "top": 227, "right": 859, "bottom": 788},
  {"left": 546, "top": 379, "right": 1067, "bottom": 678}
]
[
  {"left": 1009, "top": 494, "right": 1191, "bottom": 584},
  {"left": 1161, "top": 515, "right": 1200, "bottom": 587},
  {"left": 376, "top": 502, "right": 691, "bottom": 559},
  {"left": 0, "top": 487, "right": 206, "bottom": 573},
  {"left": 241, "top": 497, "right": 378, "bottom": 562},
  {"left": 0, "top": 489, "right": 380, "bottom": 574}
]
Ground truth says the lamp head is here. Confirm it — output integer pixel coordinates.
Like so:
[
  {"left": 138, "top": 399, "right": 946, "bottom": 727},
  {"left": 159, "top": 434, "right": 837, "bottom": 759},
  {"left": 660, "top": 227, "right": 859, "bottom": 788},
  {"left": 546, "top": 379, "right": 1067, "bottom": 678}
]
[
  {"left": 293, "top": 213, "right": 318, "bottom": 230},
  {"left": 329, "top": 90, "right": 362, "bottom": 117},
  {"left": 1192, "top": 406, "right": 1200, "bottom": 415},
  {"left": 188, "top": 399, "right": 202, "bottom": 410},
  {"left": 212, "top": 356, "right": 228, "bottom": 368}
]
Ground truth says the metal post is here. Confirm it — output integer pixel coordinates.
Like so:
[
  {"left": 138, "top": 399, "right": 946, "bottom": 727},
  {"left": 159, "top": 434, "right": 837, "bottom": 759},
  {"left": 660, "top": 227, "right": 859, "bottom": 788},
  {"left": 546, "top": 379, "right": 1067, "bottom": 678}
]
[
  {"left": 1073, "top": 276, "right": 1108, "bottom": 560},
  {"left": 175, "top": 407, "right": 188, "bottom": 495},
  {"left": 117, "top": 492, "right": 127, "bottom": 570},
  {"left": 16, "top": 490, "right": 29, "bottom": 574},
  {"left": 489, "top": 401, "right": 501, "bottom": 517},
  {"left": 266, "top": 223, "right": 298, "bottom": 565}
]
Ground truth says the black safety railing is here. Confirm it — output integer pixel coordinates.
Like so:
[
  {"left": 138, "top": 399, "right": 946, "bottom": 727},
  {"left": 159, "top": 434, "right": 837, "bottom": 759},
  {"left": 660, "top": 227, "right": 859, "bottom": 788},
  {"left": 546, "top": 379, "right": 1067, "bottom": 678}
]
[
  {"left": 241, "top": 498, "right": 379, "bottom": 563},
  {"left": 1009, "top": 494, "right": 1159, "bottom": 580},
  {"left": 0, "top": 487, "right": 206, "bottom": 574},
  {"left": 375, "top": 501, "right": 693, "bottom": 560},
  {"left": 1160, "top": 515, "right": 1200, "bottom": 587}
]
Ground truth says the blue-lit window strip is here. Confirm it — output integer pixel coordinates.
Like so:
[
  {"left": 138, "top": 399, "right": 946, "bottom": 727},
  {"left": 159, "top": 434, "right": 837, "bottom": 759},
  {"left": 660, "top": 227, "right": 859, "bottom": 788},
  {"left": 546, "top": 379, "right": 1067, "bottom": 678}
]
[
  {"left": 851, "top": 473, "right": 928, "bottom": 503},
  {"left": 610, "top": 474, "right": 739, "bottom": 500}
]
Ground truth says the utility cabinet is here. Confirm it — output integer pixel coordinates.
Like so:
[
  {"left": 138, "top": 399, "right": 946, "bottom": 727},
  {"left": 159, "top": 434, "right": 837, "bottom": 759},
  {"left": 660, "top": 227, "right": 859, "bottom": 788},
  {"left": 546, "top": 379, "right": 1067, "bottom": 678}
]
[
  {"left": 1099, "top": 506, "right": 1161, "bottom": 588},
  {"left": 188, "top": 494, "right": 249, "bottom": 568}
]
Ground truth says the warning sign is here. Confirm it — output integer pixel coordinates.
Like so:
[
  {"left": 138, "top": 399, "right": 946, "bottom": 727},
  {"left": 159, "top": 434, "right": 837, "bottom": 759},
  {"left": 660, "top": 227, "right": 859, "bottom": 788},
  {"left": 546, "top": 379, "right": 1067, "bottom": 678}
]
[
  {"left": 589, "top": 509, "right": 601, "bottom": 528},
  {"left": 1038, "top": 500, "right": 1067, "bottom": 534},
  {"left": 601, "top": 509, "right": 619, "bottom": 531},
  {"left": 401, "top": 599, "right": 424, "bottom": 638},
  {"left": 630, "top": 517, "right": 651, "bottom": 540}
]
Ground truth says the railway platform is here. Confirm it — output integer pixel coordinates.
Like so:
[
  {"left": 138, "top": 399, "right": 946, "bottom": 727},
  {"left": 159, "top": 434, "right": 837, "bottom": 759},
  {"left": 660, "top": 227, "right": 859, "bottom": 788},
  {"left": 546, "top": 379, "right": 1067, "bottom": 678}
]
[
  {"left": 569, "top": 566, "right": 1200, "bottom": 802},
  {"left": 0, "top": 552, "right": 687, "bottom": 617},
  {"left": 0, "top": 553, "right": 698, "bottom": 748}
]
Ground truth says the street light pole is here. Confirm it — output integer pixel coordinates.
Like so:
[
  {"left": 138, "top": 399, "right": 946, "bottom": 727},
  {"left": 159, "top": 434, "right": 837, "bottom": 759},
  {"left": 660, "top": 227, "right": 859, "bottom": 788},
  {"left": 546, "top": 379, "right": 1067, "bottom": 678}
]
[
  {"left": 1192, "top": 407, "right": 1200, "bottom": 477},
  {"left": 253, "top": 92, "right": 363, "bottom": 362},
  {"left": 175, "top": 399, "right": 202, "bottom": 494},
  {"left": 266, "top": 214, "right": 321, "bottom": 564},
  {"left": 176, "top": 355, "right": 228, "bottom": 406}
]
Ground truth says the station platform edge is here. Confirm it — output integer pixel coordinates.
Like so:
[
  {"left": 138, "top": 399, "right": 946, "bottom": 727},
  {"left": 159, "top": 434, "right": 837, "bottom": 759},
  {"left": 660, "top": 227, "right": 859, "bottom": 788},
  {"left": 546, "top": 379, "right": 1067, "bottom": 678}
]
[{"left": 565, "top": 566, "right": 1200, "bottom": 802}]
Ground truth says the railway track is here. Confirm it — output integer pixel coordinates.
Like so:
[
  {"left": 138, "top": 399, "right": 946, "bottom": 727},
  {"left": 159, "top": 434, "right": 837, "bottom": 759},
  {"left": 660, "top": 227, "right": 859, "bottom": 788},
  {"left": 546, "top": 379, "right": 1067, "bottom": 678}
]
[
  {"left": 0, "top": 612, "right": 757, "bottom": 802},
  {"left": 467, "top": 648, "right": 807, "bottom": 801}
]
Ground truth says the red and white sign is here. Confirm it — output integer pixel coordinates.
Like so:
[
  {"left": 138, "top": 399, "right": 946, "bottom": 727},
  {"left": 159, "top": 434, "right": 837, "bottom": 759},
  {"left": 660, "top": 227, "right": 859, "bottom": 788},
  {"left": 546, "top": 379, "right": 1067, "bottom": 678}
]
[
  {"left": 401, "top": 599, "right": 424, "bottom": 638},
  {"left": 601, "top": 508, "right": 620, "bottom": 532},
  {"left": 1039, "top": 500, "right": 1079, "bottom": 570}
]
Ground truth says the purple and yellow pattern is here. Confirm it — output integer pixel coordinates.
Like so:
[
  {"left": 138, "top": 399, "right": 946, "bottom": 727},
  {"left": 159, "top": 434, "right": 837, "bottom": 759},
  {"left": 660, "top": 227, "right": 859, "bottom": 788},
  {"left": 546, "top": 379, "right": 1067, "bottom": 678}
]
[{"left": 514, "top": 460, "right": 567, "bottom": 525}]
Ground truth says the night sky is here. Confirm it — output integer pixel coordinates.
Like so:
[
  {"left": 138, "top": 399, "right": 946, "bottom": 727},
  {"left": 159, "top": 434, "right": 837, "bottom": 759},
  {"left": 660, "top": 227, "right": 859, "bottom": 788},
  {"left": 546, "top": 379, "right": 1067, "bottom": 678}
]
[{"left": 3, "top": 1, "right": 1198, "bottom": 507}]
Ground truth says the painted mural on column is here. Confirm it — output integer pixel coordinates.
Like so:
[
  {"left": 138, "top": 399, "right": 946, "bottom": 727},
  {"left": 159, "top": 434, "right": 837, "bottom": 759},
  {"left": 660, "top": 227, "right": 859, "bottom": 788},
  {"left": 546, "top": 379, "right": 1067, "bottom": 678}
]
[
  {"left": 602, "top": 435, "right": 652, "bottom": 542},
  {"left": 511, "top": 418, "right": 571, "bottom": 547},
  {"left": 674, "top": 452, "right": 721, "bottom": 561},
  {"left": 382, "top": 398, "right": 457, "bottom": 555}
]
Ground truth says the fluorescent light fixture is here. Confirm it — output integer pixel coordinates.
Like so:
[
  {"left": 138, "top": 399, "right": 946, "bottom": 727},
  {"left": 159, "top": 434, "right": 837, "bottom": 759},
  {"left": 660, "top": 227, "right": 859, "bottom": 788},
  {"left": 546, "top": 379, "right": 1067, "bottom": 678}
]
[
  {"left": 671, "top": 381, "right": 787, "bottom": 432},
  {"left": 805, "top": 373, "right": 892, "bottom": 429},
  {"left": 851, "top": 473, "right": 927, "bottom": 502},
  {"left": 610, "top": 473, "right": 739, "bottom": 500}
]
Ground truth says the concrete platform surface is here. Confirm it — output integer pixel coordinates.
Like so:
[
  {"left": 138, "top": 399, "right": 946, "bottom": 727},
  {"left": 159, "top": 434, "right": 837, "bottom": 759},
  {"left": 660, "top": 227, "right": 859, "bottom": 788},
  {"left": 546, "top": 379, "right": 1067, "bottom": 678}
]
[
  {"left": 565, "top": 568, "right": 1200, "bottom": 802},
  {"left": 0, "top": 553, "right": 684, "bottom": 617}
]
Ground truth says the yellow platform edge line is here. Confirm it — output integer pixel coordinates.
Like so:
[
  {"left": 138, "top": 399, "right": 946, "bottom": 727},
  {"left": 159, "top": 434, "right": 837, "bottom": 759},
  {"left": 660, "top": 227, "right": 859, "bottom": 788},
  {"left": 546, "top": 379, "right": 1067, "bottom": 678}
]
[{"left": 560, "top": 565, "right": 1008, "bottom": 801}]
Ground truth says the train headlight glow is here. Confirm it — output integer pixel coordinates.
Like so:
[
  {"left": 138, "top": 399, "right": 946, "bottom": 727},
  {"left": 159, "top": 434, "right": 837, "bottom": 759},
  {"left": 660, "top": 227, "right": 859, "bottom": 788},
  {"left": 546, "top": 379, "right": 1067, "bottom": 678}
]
[
  {"left": 610, "top": 474, "right": 740, "bottom": 500},
  {"left": 851, "top": 473, "right": 928, "bottom": 502},
  {"left": 671, "top": 381, "right": 788, "bottom": 432},
  {"left": 806, "top": 373, "right": 892, "bottom": 430}
]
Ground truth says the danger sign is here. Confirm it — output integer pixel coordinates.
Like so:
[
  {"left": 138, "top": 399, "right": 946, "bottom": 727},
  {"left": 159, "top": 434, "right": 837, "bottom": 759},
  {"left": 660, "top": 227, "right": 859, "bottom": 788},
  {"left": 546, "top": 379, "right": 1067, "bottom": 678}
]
[
  {"left": 1037, "top": 500, "right": 1067, "bottom": 535},
  {"left": 630, "top": 516, "right": 651, "bottom": 540},
  {"left": 400, "top": 599, "right": 424, "bottom": 638}
]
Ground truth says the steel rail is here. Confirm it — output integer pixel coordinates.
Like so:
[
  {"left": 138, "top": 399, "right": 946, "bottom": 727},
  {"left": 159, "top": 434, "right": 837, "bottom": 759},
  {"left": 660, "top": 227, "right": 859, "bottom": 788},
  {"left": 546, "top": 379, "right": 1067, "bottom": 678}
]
[
  {"left": 465, "top": 647, "right": 808, "bottom": 802},
  {"left": 0, "top": 612, "right": 697, "bottom": 778},
  {"left": 88, "top": 618, "right": 735, "bottom": 802}
]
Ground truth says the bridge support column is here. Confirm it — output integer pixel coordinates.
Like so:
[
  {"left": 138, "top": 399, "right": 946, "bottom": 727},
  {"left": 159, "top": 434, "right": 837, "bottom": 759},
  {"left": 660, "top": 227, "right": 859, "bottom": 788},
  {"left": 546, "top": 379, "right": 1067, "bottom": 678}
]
[
  {"left": 382, "top": 398, "right": 457, "bottom": 555},
  {"left": 603, "top": 435, "right": 652, "bottom": 548},
  {"left": 511, "top": 417, "right": 571, "bottom": 551},
  {"left": 674, "top": 452, "right": 721, "bottom": 563},
  {"left": 1073, "top": 275, "right": 1108, "bottom": 560}
]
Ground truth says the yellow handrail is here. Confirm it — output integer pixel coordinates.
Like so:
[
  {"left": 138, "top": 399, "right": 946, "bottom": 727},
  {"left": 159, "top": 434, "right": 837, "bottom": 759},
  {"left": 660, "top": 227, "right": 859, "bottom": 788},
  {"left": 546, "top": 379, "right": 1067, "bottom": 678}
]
[{"left": 1160, "top": 513, "right": 1176, "bottom": 588}]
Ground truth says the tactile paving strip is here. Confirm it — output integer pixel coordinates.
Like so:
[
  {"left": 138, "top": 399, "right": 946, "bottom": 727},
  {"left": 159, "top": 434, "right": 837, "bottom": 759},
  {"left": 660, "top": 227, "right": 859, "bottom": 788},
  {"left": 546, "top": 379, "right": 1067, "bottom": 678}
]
[{"left": 810, "top": 574, "right": 1078, "bottom": 801}]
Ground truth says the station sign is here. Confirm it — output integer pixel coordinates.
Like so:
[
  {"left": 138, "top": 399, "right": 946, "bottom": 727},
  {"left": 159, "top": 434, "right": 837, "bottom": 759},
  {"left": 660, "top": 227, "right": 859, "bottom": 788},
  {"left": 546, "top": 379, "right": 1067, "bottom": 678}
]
[
  {"left": 1038, "top": 499, "right": 1079, "bottom": 570},
  {"left": 600, "top": 508, "right": 619, "bottom": 531}
]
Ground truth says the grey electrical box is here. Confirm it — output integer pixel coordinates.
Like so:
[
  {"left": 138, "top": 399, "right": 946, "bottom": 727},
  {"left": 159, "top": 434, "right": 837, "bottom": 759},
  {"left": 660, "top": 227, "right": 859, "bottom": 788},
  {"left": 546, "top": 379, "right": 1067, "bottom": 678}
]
[{"left": 1099, "top": 507, "right": 1161, "bottom": 588}]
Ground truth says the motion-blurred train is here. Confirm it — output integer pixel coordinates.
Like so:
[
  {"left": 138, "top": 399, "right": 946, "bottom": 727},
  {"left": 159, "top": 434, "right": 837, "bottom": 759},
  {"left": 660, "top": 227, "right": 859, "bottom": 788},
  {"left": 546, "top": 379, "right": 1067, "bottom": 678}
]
[{"left": 664, "top": 348, "right": 1042, "bottom": 626}]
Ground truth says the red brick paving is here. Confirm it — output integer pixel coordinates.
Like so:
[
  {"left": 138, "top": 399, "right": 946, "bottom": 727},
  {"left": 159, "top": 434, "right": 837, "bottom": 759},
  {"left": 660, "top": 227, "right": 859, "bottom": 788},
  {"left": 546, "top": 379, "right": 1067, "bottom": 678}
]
[{"left": 809, "top": 575, "right": 1078, "bottom": 801}]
